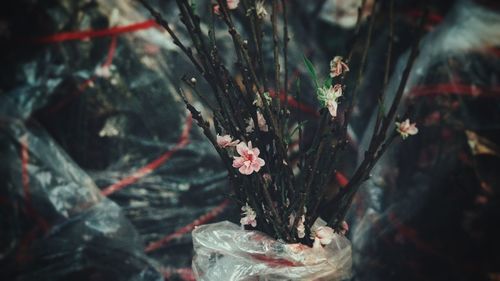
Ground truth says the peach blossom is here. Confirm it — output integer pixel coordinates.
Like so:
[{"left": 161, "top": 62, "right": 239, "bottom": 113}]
[
  {"left": 232, "top": 141, "right": 265, "bottom": 175},
  {"left": 395, "top": 118, "right": 418, "bottom": 139},
  {"left": 213, "top": 0, "right": 240, "bottom": 15},
  {"left": 240, "top": 203, "right": 257, "bottom": 227},
  {"left": 319, "top": 84, "right": 343, "bottom": 118},
  {"left": 216, "top": 134, "right": 240, "bottom": 148},
  {"left": 340, "top": 221, "right": 349, "bottom": 235},
  {"left": 330, "top": 56, "right": 349, "bottom": 78}
]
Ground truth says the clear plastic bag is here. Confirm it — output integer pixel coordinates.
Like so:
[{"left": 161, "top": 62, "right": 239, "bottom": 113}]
[
  {"left": 348, "top": 1, "right": 500, "bottom": 280},
  {"left": 192, "top": 221, "right": 352, "bottom": 281}
]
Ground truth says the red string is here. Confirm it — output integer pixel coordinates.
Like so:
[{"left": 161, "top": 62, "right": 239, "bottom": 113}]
[
  {"left": 101, "top": 113, "right": 193, "bottom": 196},
  {"left": 20, "top": 136, "right": 50, "bottom": 232},
  {"left": 21, "top": 136, "right": 31, "bottom": 205},
  {"left": 409, "top": 83, "right": 500, "bottom": 98},
  {"left": 144, "top": 199, "right": 230, "bottom": 253},
  {"left": 15, "top": 225, "right": 41, "bottom": 263},
  {"left": 102, "top": 35, "right": 118, "bottom": 68},
  {"left": 28, "top": 20, "right": 158, "bottom": 44},
  {"left": 46, "top": 36, "right": 118, "bottom": 114},
  {"left": 250, "top": 253, "right": 297, "bottom": 267},
  {"left": 387, "top": 212, "right": 442, "bottom": 257},
  {"left": 405, "top": 10, "right": 444, "bottom": 26},
  {"left": 161, "top": 267, "right": 196, "bottom": 281},
  {"left": 335, "top": 171, "right": 349, "bottom": 188},
  {"left": 279, "top": 92, "right": 319, "bottom": 117}
]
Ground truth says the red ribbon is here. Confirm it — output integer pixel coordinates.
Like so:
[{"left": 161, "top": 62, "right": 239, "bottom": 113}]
[{"left": 29, "top": 20, "right": 158, "bottom": 44}]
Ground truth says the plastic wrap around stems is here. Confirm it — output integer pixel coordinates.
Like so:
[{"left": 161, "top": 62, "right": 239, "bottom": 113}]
[{"left": 192, "top": 221, "right": 352, "bottom": 281}]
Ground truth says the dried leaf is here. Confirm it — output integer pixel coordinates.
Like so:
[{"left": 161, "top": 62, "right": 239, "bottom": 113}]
[{"left": 465, "top": 130, "right": 500, "bottom": 156}]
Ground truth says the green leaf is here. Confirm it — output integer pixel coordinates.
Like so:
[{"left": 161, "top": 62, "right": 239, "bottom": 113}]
[
  {"left": 303, "top": 55, "right": 319, "bottom": 88},
  {"left": 377, "top": 98, "right": 387, "bottom": 116},
  {"left": 323, "top": 77, "right": 332, "bottom": 88},
  {"left": 285, "top": 121, "right": 308, "bottom": 145}
]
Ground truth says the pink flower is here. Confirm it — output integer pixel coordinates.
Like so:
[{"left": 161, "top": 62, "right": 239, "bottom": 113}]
[
  {"left": 319, "top": 84, "right": 343, "bottom": 118},
  {"left": 232, "top": 141, "right": 265, "bottom": 175},
  {"left": 226, "top": 0, "right": 240, "bottom": 9},
  {"left": 311, "top": 225, "right": 335, "bottom": 249},
  {"left": 240, "top": 203, "right": 257, "bottom": 227},
  {"left": 213, "top": 4, "right": 220, "bottom": 15},
  {"left": 330, "top": 56, "right": 349, "bottom": 78},
  {"left": 395, "top": 118, "right": 418, "bottom": 139},
  {"left": 340, "top": 221, "right": 349, "bottom": 235},
  {"left": 216, "top": 134, "right": 240, "bottom": 148},
  {"left": 213, "top": 0, "right": 240, "bottom": 15}
]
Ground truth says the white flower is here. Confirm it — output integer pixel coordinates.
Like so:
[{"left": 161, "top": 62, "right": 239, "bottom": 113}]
[
  {"left": 240, "top": 203, "right": 257, "bottom": 227},
  {"left": 216, "top": 134, "right": 240, "bottom": 148},
  {"left": 311, "top": 225, "right": 335, "bottom": 249},
  {"left": 319, "top": 84, "right": 343, "bottom": 118},
  {"left": 253, "top": 92, "right": 272, "bottom": 108},
  {"left": 245, "top": 111, "right": 268, "bottom": 132},
  {"left": 256, "top": 0, "right": 268, "bottom": 19},
  {"left": 95, "top": 65, "right": 111, "bottom": 78},
  {"left": 289, "top": 213, "right": 306, "bottom": 239},
  {"left": 253, "top": 95, "right": 263, "bottom": 108},
  {"left": 395, "top": 118, "right": 418, "bottom": 139},
  {"left": 257, "top": 111, "right": 268, "bottom": 132}
]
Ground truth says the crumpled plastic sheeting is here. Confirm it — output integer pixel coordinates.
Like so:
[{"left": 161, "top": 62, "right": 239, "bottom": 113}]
[
  {"left": 1, "top": 0, "right": 327, "bottom": 279},
  {"left": 0, "top": 0, "right": 234, "bottom": 279},
  {"left": 192, "top": 221, "right": 352, "bottom": 281},
  {"left": 349, "top": 1, "right": 500, "bottom": 280},
  {"left": 0, "top": 109, "right": 163, "bottom": 280}
]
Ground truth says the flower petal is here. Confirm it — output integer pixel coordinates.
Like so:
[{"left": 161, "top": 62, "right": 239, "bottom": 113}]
[
  {"left": 233, "top": 157, "right": 245, "bottom": 168},
  {"left": 236, "top": 142, "right": 247, "bottom": 156}
]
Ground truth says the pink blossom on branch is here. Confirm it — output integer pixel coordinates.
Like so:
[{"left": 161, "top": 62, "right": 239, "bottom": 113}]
[
  {"left": 216, "top": 134, "right": 240, "bottom": 148},
  {"left": 340, "top": 221, "right": 349, "bottom": 235},
  {"left": 329, "top": 56, "right": 349, "bottom": 78},
  {"left": 232, "top": 141, "right": 265, "bottom": 175},
  {"left": 213, "top": 0, "right": 240, "bottom": 15},
  {"left": 395, "top": 118, "right": 418, "bottom": 139},
  {"left": 240, "top": 203, "right": 257, "bottom": 227}
]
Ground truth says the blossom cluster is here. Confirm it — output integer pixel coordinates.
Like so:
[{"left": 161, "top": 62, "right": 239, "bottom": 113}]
[
  {"left": 316, "top": 56, "right": 349, "bottom": 119},
  {"left": 214, "top": 0, "right": 268, "bottom": 20},
  {"left": 217, "top": 135, "right": 265, "bottom": 175}
]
